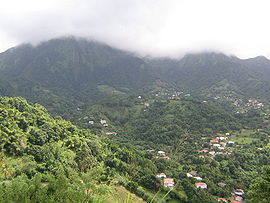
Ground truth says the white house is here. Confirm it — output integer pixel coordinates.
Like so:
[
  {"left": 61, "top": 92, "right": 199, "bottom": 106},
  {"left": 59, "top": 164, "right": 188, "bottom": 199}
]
[
  {"left": 156, "top": 173, "right": 166, "bottom": 178},
  {"left": 213, "top": 144, "right": 221, "bottom": 147},
  {"left": 186, "top": 173, "right": 193, "bottom": 178},
  {"left": 194, "top": 177, "right": 203, "bottom": 181},
  {"left": 157, "top": 151, "right": 166, "bottom": 156},
  {"left": 217, "top": 137, "right": 228, "bottom": 141},
  {"left": 228, "top": 141, "right": 235, "bottom": 146}
]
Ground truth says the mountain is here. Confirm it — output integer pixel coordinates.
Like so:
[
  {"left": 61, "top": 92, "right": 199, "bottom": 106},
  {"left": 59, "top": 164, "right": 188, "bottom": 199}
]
[
  {"left": 150, "top": 52, "right": 270, "bottom": 100},
  {"left": 0, "top": 37, "right": 159, "bottom": 116},
  {"left": 1, "top": 37, "right": 270, "bottom": 119}
]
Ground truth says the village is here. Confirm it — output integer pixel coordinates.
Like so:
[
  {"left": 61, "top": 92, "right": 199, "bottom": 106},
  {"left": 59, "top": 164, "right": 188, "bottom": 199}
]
[
  {"left": 146, "top": 131, "right": 247, "bottom": 203},
  {"left": 212, "top": 95, "right": 266, "bottom": 111},
  {"left": 75, "top": 95, "right": 269, "bottom": 202}
]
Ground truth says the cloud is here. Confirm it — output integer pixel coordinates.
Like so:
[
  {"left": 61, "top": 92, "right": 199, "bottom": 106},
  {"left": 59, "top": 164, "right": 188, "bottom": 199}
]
[{"left": 0, "top": 0, "right": 270, "bottom": 58}]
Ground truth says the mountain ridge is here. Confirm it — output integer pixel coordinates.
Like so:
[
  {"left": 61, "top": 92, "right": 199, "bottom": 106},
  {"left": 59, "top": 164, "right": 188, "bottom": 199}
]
[{"left": 1, "top": 37, "right": 270, "bottom": 117}]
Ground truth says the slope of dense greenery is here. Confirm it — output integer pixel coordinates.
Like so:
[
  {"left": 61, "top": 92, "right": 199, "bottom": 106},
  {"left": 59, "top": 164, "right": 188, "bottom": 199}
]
[
  {"left": 0, "top": 97, "right": 165, "bottom": 202},
  {"left": 76, "top": 96, "right": 247, "bottom": 146}
]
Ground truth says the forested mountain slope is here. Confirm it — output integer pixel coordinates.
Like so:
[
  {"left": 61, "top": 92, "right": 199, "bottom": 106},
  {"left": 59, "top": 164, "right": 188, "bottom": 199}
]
[
  {"left": 1, "top": 37, "right": 270, "bottom": 119},
  {"left": 0, "top": 37, "right": 158, "bottom": 116},
  {"left": 150, "top": 53, "right": 270, "bottom": 100}
]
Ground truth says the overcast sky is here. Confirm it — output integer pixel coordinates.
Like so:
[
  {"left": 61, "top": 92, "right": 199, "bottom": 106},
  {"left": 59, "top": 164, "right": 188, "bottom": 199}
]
[{"left": 0, "top": 0, "right": 270, "bottom": 58}]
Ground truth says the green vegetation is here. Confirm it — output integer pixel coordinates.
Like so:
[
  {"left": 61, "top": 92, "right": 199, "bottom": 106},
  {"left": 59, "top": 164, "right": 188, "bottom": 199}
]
[
  {"left": 248, "top": 166, "right": 270, "bottom": 203},
  {"left": 0, "top": 38, "right": 270, "bottom": 202},
  {"left": 75, "top": 95, "right": 270, "bottom": 202},
  {"left": 0, "top": 97, "right": 162, "bottom": 202}
]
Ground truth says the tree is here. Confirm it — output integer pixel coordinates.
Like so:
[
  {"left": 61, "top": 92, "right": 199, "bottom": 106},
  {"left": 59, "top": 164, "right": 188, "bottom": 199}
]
[{"left": 248, "top": 166, "right": 270, "bottom": 203}]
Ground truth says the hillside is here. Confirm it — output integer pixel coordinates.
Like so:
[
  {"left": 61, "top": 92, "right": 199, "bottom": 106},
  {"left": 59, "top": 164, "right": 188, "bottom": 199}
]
[
  {"left": 76, "top": 96, "right": 245, "bottom": 147},
  {"left": 0, "top": 97, "right": 163, "bottom": 202},
  {"left": 0, "top": 97, "right": 269, "bottom": 202},
  {"left": 75, "top": 96, "right": 270, "bottom": 202}
]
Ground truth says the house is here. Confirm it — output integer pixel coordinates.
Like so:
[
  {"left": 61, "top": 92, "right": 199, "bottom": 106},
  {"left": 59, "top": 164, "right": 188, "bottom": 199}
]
[
  {"left": 213, "top": 144, "right": 221, "bottom": 148},
  {"left": 209, "top": 151, "right": 216, "bottom": 156},
  {"left": 157, "top": 151, "right": 166, "bottom": 156},
  {"left": 217, "top": 136, "right": 228, "bottom": 141},
  {"left": 234, "top": 196, "right": 243, "bottom": 202},
  {"left": 218, "top": 147, "right": 225, "bottom": 151},
  {"left": 195, "top": 182, "right": 207, "bottom": 189},
  {"left": 217, "top": 198, "right": 228, "bottom": 202},
  {"left": 217, "top": 182, "right": 226, "bottom": 187},
  {"left": 100, "top": 120, "right": 108, "bottom": 127},
  {"left": 199, "top": 155, "right": 205, "bottom": 158},
  {"left": 156, "top": 173, "right": 166, "bottom": 178},
  {"left": 201, "top": 137, "right": 208, "bottom": 140},
  {"left": 100, "top": 120, "right": 107, "bottom": 124},
  {"left": 193, "top": 177, "right": 203, "bottom": 181},
  {"left": 88, "top": 121, "right": 94, "bottom": 124},
  {"left": 210, "top": 138, "right": 218, "bottom": 143},
  {"left": 227, "top": 141, "right": 235, "bottom": 146},
  {"left": 186, "top": 173, "right": 193, "bottom": 178},
  {"left": 234, "top": 189, "right": 244, "bottom": 196},
  {"left": 199, "top": 149, "right": 209, "bottom": 153},
  {"left": 144, "top": 103, "right": 150, "bottom": 107},
  {"left": 220, "top": 142, "right": 227, "bottom": 147},
  {"left": 105, "top": 132, "right": 117, "bottom": 135},
  {"left": 163, "top": 156, "right": 171, "bottom": 160},
  {"left": 163, "top": 178, "right": 174, "bottom": 188}
]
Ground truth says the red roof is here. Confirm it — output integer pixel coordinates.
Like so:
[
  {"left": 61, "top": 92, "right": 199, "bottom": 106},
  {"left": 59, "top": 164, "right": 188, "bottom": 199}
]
[
  {"left": 201, "top": 137, "right": 208, "bottom": 139},
  {"left": 163, "top": 178, "right": 174, "bottom": 184},
  {"left": 210, "top": 138, "right": 218, "bottom": 143},
  {"left": 195, "top": 182, "right": 207, "bottom": 186},
  {"left": 159, "top": 173, "right": 166, "bottom": 175},
  {"left": 234, "top": 196, "right": 243, "bottom": 201},
  {"left": 217, "top": 198, "right": 227, "bottom": 201}
]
